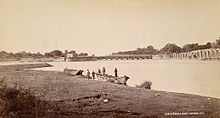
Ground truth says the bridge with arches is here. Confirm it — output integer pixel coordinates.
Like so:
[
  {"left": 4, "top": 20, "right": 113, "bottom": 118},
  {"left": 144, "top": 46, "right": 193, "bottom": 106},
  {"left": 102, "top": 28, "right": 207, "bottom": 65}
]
[
  {"left": 172, "top": 48, "right": 220, "bottom": 60},
  {"left": 67, "top": 54, "right": 152, "bottom": 61}
]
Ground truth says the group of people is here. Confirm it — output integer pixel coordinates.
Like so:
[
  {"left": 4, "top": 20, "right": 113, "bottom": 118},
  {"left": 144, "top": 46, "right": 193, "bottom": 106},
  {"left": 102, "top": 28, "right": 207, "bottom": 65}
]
[{"left": 86, "top": 67, "right": 118, "bottom": 79}]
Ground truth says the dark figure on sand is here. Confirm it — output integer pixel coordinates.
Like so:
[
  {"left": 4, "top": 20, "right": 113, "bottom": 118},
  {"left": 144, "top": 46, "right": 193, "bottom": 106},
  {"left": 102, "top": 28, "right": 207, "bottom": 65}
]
[
  {"left": 92, "top": 71, "right": 95, "bottom": 79},
  {"left": 87, "top": 69, "right": 90, "bottom": 79},
  {"left": 98, "top": 69, "right": 101, "bottom": 74},
  {"left": 102, "top": 67, "right": 106, "bottom": 75},
  {"left": 114, "top": 68, "right": 118, "bottom": 77}
]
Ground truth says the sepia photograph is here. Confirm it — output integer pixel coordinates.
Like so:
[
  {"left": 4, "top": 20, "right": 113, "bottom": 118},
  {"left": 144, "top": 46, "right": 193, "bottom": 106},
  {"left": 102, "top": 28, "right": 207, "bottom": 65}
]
[{"left": 0, "top": 0, "right": 220, "bottom": 117}]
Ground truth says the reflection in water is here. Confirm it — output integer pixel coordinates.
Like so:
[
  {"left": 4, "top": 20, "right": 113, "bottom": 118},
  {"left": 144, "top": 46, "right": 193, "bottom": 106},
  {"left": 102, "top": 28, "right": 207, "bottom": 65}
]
[{"left": 33, "top": 60, "right": 220, "bottom": 98}]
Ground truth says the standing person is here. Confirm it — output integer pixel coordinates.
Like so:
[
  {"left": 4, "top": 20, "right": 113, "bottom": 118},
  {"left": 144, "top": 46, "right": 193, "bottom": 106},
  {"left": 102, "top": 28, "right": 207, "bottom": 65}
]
[
  {"left": 114, "top": 68, "right": 118, "bottom": 77},
  {"left": 102, "top": 67, "right": 106, "bottom": 75},
  {"left": 98, "top": 69, "right": 101, "bottom": 74},
  {"left": 92, "top": 71, "right": 95, "bottom": 79},
  {"left": 87, "top": 69, "right": 90, "bottom": 79}
]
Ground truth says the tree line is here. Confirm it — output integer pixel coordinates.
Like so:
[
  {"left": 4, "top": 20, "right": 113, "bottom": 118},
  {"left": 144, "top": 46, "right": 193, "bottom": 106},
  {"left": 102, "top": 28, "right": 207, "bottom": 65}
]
[
  {"left": 0, "top": 50, "right": 88, "bottom": 60},
  {"left": 112, "top": 39, "right": 220, "bottom": 55},
  {"left": 1, "top": 38, "right": 220, "bottom": 60}
]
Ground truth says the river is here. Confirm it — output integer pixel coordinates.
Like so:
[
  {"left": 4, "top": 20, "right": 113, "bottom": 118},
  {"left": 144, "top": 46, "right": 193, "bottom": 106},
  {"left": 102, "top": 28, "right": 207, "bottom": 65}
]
[
  {"left": 32, "top": 59, "right": 220, "bottom": 98},
  {"left": 3, "top": 60, "right": 219, "bottom": 98}
]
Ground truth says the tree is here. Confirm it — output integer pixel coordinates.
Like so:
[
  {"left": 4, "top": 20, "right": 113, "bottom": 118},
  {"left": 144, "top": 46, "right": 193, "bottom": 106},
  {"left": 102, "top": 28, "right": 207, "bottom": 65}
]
[
  {"left": 206, "top": 42, "right": 211, "bottom": 48},
  {"left": 216, "top": 39, "right": 220, "bottom": 46},
  {"left": 181, "top": 43, "right": 199, "bottom": 52},
  {"left": 159, "top": 43, "right": 181, "bottom": 54},
  {"left": 213, "top": 39, "right": 220, "bottom": 48},
  {"left": 78, "top": 53, "right": 88, "bottom": 57},
  {"left": 147, "top": 45, "right": 154, "bottom": 50},
  {"left": 32, "top": 52, "right": 43, "bottom": 58},
  {"left": 113, "top": 45, "right": 158, "bottom": 55},
  {"left": 145, "top": 45, "right": 158, "bottom": 54},
  {"left": 44, "top": 53, "right": 51, "bottom": 58},
  {"left": 68, "top": 50, "right": 76, "bottom": 54},
  {"left": 0, "top": 51, "right": 9, "bottom": 58},
  {"left": 49, "top": 50, "right": 63, "bottom": 57}
]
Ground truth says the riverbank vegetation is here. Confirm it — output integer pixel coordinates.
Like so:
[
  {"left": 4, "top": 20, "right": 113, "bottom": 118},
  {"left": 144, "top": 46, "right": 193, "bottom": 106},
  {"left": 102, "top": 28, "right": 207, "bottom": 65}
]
[
  {"left": 1, "top": 39, "right": 220, "bottom": 61},
  {"left": 112, "top": 39, "right": 220, "bottom": 55},
  {"left": 0, "top": 50, "right": 88, "bottom": 62}
]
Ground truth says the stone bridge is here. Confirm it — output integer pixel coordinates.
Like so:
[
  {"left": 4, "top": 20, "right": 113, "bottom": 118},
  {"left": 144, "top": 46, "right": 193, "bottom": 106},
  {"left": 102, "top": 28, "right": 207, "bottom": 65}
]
[
  {"left": 172, "top": 48, "right": 220, "bottom": 60},
  {"left": 67, "top": 55, "right": 152, "bottom": 61},
  {"left": 97, "top": 55, "right": 152, "bottom": 60}
]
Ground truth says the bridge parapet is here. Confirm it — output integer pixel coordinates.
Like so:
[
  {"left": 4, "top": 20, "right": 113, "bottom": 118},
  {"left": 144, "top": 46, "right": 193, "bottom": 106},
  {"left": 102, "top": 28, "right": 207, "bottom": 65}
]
[
  {"left": 96, "top": 55, "right": 152, "bottom": 60},
  {"left": 67, "top": 54, "right": 152, "bottom": 61},
  {"left": 172, "top": 48, "right": 220, "bottom": 60}
]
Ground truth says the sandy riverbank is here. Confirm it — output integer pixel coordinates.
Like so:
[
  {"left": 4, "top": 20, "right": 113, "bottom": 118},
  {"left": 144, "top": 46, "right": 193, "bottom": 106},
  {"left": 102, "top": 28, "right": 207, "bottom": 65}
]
[{"left": 0, "top": 63, "right": 220, "bottom": 117}]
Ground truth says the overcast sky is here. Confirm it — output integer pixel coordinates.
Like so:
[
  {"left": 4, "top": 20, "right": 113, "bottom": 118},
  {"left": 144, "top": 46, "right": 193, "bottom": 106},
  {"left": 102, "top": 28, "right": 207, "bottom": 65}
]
[{"left": 0, "top": 0, "right": 220, "bottom": 55}]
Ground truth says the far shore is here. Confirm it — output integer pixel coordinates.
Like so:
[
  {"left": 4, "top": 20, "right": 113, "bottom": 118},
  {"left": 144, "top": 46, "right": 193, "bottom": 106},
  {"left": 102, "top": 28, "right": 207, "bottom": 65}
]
[{"left": 0, "top": 63, "right": 220, "bottom": 117}]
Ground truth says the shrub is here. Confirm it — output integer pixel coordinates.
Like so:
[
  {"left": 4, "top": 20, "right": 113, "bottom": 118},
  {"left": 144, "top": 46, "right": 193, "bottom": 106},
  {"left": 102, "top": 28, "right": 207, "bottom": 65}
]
[
  {"left": 0, "top": 79, "right": 41, "bottom": 117},
  {"left": 136, "top": 81, "right": 152, "bottom": 89}
]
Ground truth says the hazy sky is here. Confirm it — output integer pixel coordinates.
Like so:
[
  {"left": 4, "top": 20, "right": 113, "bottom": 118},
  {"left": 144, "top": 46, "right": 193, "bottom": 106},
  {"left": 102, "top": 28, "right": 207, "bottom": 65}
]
[{"left": 0, "top": 0, "right": 220, "bottom": 55}]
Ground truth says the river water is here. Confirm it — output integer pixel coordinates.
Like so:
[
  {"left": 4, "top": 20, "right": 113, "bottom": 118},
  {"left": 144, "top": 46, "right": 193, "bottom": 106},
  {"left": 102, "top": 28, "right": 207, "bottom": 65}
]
[
  {"left": 2, "top": 60, "right": 219, "bottom": 98},
  {"left": 32, "top": 59, "right": 220, "bottom": 98}
]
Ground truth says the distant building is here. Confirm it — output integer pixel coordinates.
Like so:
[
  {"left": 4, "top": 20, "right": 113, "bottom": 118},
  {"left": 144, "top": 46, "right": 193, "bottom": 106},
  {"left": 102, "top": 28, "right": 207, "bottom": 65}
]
[
  {"left": 67, "top": 53, "right": 77, "bottom": 58},
  {"left": 152, "top": 54, "right": 171, "bottom": 60},
  {"left": 162, "top": 54, "right": 171, "bottom": 59},
  {"left": 152, "top": 55, "right": 163, "bottom": 60},
  {"left": 65, "top": 50, "right": 78, "bottom": 58},
  {"left": 67, "top": 53, "right": 73, "bottom": 58}
]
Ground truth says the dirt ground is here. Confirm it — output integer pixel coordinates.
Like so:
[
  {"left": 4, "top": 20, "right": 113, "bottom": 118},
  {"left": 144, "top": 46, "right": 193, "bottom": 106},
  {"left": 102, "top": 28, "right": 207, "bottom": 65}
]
[{"left": 0, "top": 63, "right": 220, "bottom": 118}]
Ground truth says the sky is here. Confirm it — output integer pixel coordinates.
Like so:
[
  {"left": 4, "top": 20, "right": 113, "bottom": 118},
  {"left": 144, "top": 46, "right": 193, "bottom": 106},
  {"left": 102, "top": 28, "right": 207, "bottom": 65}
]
[{"left": 0, "top": 0, "right": 220, "bottom": 55}]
